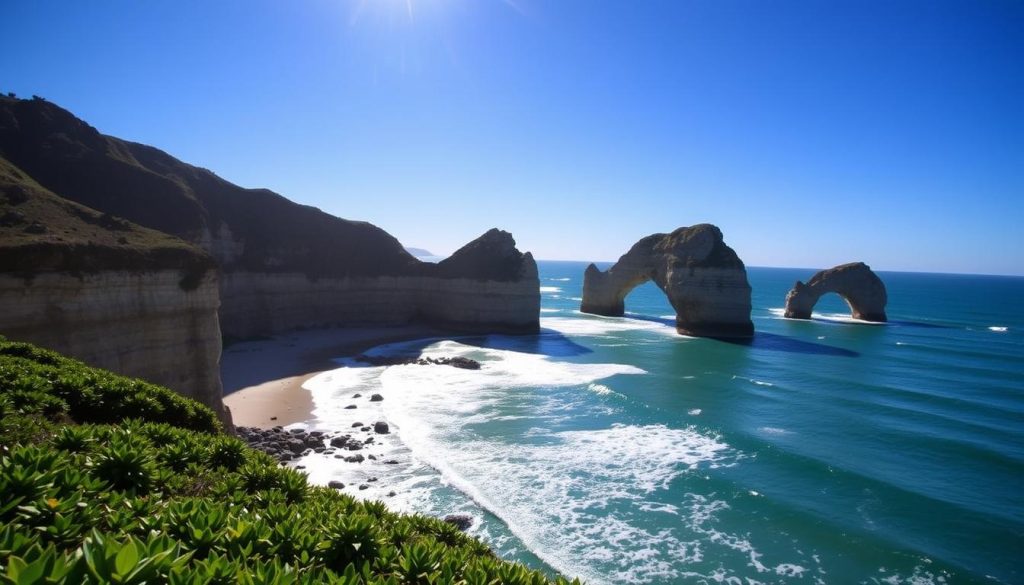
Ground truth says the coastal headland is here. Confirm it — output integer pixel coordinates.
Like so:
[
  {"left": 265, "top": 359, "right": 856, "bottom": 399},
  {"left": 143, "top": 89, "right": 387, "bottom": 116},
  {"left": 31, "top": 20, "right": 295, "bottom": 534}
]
[{"left": 0, "top": 95, "right": 540, "bottom": 424}]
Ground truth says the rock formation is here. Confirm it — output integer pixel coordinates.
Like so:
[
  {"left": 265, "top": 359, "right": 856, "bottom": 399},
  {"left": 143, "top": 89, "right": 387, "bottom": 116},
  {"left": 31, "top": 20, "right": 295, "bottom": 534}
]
[
  {"left": 581, "top": 224, "right": 753, "bottom": 338},
  {"left": 783, "top": 262, "right": 887, "bottom": 322},
  {"left": 0, "top": 95, "right": 540, "bottom": 424}
]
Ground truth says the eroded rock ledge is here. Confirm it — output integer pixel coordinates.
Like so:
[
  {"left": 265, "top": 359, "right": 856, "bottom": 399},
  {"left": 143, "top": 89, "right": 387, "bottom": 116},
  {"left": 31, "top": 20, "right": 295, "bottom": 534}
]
[
  {"left": 581, "top": 224, "right": 754, "bottom": 338},
  {"left": 783, "top": 262, "right": 887, "bottom": 322}
]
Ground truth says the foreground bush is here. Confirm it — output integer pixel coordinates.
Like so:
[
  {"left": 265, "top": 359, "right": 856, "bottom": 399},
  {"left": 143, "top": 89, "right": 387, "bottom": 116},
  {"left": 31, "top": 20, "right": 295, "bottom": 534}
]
[
  {"left": 0, "top": 340, "right": 220, "bottom": 433},
  {"left": 0, "top": 340, "right": 576, "bottom": 584}
]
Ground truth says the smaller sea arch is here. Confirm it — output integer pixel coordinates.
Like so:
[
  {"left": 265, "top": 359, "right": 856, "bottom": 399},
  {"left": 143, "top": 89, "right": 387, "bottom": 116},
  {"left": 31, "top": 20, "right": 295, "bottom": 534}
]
[{"left": 783, "top": 262, "right": 888, "bottom": 322}]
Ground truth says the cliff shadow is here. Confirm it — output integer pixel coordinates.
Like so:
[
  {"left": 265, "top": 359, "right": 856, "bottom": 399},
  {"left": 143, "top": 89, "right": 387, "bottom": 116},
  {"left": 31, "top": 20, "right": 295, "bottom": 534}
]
[
  {"left": 722, "top": 332, "right": 860, "bottom": 357},
  {"left": 343, "top": 329, "right": 593, "bottom": 364}
]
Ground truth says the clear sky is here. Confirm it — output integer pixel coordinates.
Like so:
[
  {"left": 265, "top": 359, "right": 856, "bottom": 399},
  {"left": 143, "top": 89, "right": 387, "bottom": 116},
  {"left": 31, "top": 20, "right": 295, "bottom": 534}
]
[{"left": 3, "top": 1, "right": 1022, "bottom": 274}]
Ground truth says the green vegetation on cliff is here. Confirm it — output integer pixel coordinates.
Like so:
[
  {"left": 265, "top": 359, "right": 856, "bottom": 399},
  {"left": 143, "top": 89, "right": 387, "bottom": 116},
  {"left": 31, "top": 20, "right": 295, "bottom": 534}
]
[
  {"left": 0, "top": 155, "right": 213, "bottom": 282},
  {"left": 0, "top": 339, "right": 577, "bottom": 585}
]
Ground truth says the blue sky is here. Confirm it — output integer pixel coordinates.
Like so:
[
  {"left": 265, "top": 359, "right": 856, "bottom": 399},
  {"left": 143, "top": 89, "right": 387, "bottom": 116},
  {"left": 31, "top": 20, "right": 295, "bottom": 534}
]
[{"left": 3, "top": 0, "right": 1022, "bottom": 274}]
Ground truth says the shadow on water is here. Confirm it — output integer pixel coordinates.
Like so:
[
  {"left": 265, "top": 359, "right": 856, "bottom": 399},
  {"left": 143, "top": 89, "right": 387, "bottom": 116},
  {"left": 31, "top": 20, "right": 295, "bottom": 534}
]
[
  {"left": 341, "top": 329, "right": 592, "bottom": 366},
  {"left": 888, "top": 319, "right": 950, "bottom": 329},
  {"left": 721, "top": 332, "right": 860, "bottom": 357},
  {"left": 622, "top": 313, "right": 676, "bottom": 327},
  {"left": 625, "top": 312, "right": 861, "bottom": 357},
  {"left": 461, "top": 330, "right": 593, "bottom": 357}
]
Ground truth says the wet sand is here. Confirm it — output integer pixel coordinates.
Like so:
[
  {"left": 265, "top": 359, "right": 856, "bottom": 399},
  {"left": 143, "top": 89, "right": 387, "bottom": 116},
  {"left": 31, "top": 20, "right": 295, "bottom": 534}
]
[{"left": 222, "top": 325, "right": 445, "bottom": 428}]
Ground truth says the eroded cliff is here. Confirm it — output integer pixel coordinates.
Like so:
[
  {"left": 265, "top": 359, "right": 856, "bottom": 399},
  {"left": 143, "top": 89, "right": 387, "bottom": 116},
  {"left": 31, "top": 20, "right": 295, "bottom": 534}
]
[{"left": 0, "top": 155, "right": 230, "bottom": 426}]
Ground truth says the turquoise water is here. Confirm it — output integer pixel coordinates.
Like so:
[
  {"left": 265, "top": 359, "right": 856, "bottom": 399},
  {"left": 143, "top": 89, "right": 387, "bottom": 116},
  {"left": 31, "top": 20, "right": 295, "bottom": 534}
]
[{"left": 301, "top": 263, "right": 1024, "bottom": 584}]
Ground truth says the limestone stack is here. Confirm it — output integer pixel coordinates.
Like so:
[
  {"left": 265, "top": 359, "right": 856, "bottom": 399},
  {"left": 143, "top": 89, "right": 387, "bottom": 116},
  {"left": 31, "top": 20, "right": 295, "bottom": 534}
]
[
  {"left": 581, "top": 224, "right": 754, "bottom": 338},
  {"left": 783, "top": 262, "right": 888, "bottom": 322}
]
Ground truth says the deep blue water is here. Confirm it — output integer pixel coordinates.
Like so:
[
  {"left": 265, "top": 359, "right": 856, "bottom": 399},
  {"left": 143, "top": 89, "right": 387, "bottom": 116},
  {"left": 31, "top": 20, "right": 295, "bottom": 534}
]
[{"left": 302, "top": 263, "right": 1024, "bottom": 584}]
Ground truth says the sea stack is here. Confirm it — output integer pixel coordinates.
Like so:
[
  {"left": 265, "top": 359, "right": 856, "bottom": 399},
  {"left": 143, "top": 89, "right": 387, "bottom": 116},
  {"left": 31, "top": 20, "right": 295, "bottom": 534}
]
[
  {"left": 783, "top": 262, "right": 888, "bottom": 322},
  {"left": 581, "top": 224, "right": 754, "bottom": 338}
]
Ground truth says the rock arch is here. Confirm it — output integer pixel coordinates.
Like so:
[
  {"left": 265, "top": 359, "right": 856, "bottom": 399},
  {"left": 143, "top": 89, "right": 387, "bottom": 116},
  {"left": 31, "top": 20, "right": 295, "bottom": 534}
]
[
  {"left": 783, "top": 262, "right": 887, "bottom": 322},
  {"left": 580, "top": 224, "right": 754, "bottom": 338}
]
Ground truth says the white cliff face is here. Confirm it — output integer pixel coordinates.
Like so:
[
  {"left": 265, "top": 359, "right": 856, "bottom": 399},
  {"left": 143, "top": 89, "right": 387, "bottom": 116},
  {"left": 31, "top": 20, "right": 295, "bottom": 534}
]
[
  {"left": 0, "top": 271, "right": 230, "bottom": 426},
  {"left": 219, "top": 271, "right": 541, "bottom": 340}
]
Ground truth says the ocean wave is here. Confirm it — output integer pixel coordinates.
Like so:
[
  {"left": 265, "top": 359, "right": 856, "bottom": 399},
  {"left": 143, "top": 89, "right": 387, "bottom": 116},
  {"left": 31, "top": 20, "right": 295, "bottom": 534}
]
[
  {"left": 540, "top": 286, "right": 562, "bottom": 293},
  {"left": 732, "top": 375, "right": 775, "bottom": 387},
  {"left": 988, "top": 326, "right": 1008, "bottom": 333},
  {"left": 546, "top": 277, "right": 571, "bottom": 282}
]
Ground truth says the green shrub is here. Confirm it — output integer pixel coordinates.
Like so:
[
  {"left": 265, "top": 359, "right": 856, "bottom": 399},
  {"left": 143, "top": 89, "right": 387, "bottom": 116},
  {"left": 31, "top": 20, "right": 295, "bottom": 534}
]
[
  {"left": 0, "top": 341, "right": 219, "bottom": 433},
  {"left": 0, "top": 341, "right": 580, "bottom": 584}
]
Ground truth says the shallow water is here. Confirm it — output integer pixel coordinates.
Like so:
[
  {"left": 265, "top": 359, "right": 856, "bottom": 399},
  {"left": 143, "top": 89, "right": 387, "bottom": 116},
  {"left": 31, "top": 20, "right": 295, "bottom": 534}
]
[{"left": 296, "top": 263, "right": 1024, "bottom": 584}]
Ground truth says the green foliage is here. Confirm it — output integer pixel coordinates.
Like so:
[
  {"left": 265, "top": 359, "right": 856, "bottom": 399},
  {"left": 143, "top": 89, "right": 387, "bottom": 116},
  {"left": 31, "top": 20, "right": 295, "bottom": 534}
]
[
  {"left": 0, "top": 340, "right": 576, "bottom": 584},
  {"left": 0, "top": 340, "right": 220, "bottom": 433}
]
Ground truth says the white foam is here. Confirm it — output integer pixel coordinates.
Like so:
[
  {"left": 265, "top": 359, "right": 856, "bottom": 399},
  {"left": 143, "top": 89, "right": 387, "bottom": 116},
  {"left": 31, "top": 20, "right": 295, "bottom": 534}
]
[
  {"left": 542, "top": 315, "right": 682, "bottom": 338},
  {"left": 540, "top": 308, "right": 562, "bottom": 313},
  {"left": 767, "top": 307, "right": 886, "bottom": 325},
  {"left": 759, "top": 427, "right": 792, "bottom": 435},
  {"left": 546, "top": 277, "right": 571, "bottom": 282},
  {"left": 732, "top": 375, "right": 775, "bottom": 387},
  {"left": 569, "top": 296, "right": 583, "bottom": 302},
  {"left": 299, "top": 336, "right": 808, "bottom": 585},
  {"left": 989, "top": 326, "right": 1008, "bottom": 332},
  {"left": 688, "top": 408, "right": 702, "bottom": 416},
  {"left": 774, "top": 564, "right": 807, "bottom": 577},
  {"left": 540, "top": 286, "right": 562, "bottom": 293}
]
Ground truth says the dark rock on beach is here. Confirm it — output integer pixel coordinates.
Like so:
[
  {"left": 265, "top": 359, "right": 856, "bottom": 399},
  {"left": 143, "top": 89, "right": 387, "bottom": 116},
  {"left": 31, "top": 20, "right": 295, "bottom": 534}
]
[
  {"left": 355, "top": 354, "right": 482, "bottom": 370},
  {"left": 443, "top": 514, "right": 474, "bottom": 531},
  {"left": 374, "top": 421, "right": 390, "bottom": 434}
]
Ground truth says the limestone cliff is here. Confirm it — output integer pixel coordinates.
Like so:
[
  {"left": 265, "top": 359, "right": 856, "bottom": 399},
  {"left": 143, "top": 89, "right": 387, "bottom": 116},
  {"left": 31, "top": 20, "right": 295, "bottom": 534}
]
[
  {"left": 0, "top": 96, "right": 540, "bottom": 339},
  {"left": 220, "top": 230, "right": 540, "bottom": 338},
  {"left": 0, "top": 271, "right": 228, "bottom": 425},
  {"left": 783, "top": 262, "right": 888, "bottom": 322},
  {"left": 0, "top": 155, "right": 230, "bottom": 426},
  {"left": 581, "top": 224, "right": 754, "bottom": 338}
]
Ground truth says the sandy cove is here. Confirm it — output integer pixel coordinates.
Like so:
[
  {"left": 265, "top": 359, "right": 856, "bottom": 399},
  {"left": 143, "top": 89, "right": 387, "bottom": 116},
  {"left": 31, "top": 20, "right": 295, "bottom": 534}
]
[{"left": 221, "top": 325, "right": 446, "bottom": 428}]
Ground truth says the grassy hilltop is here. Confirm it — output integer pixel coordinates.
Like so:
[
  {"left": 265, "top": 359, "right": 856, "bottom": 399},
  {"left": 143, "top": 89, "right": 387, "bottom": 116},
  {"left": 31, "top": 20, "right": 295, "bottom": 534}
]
[{"left": 0, "top": 339, "right": 576, "bottom": 584}]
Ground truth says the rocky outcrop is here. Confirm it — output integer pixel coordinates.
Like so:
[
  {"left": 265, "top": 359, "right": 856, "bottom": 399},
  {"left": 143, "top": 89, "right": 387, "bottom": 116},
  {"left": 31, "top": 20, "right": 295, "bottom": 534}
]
[
  {"left": 784, "top": 262, "right": 887, "bottom": 322},
  {"left": 581, "top": 224, "right": 753, "bottom": 338},
  {"left": 0, "top": 270, "right": 231, "bottom": 426}
]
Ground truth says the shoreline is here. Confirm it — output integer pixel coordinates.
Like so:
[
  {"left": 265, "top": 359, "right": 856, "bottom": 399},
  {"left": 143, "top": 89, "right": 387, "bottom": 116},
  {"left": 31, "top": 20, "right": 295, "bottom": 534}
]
[{"left": 221, "top": 324, "right": 447, "bottom": 428}]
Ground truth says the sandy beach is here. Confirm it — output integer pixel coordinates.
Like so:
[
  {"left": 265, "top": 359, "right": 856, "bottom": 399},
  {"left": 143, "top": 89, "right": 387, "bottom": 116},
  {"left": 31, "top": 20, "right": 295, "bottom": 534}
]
[{"left": 222, "top": 325, "right": 445, "bottom": 428}]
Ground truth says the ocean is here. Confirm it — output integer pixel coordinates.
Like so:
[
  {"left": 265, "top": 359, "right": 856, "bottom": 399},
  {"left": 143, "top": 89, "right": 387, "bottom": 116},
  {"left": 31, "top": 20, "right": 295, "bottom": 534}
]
[{"left": 297, "top": 262, "right": 1024, "bottom": 584}]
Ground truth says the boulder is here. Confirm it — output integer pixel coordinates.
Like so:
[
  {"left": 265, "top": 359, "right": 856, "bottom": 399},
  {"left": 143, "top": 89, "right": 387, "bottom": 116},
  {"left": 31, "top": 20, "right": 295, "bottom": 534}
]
[
  {"left": 374, "top": 421, "right": 390, "bottom": 434},
  {"left": 443, "top": 514, "right": 474, "bottom": 531},
  {"left": 783, "top": 262, "right": 888, "bottom": 322},
  {"left": 580, "top": 224, "right": 753, "bottom": 338}
]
